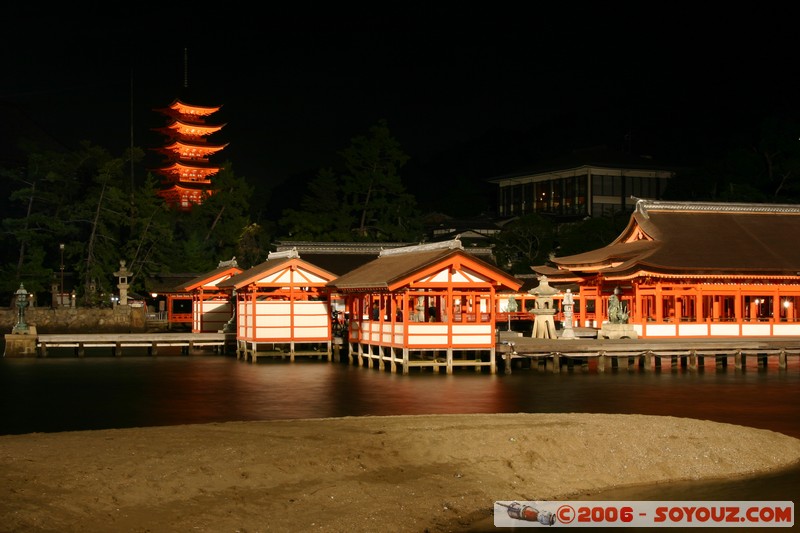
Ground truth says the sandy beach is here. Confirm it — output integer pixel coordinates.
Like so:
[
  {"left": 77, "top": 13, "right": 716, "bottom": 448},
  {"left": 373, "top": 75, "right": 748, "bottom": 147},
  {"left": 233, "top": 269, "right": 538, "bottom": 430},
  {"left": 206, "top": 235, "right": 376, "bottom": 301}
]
[{"left": 2, "top": 413, "right": 799, "bottom": 532}]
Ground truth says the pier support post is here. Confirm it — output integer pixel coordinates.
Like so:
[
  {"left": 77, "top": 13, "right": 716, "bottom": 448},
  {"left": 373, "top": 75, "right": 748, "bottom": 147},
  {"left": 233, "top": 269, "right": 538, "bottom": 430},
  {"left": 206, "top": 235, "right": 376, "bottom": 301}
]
[
  {"left": 552, "top": 352, "right": 560, "bottom": 374},
  {"left": 735, "top": 350, "right": 742, "bottom": 369},
  {"left": 447, "top": 348, "right": 453, "bottom": 375},
  {"left": 652, "top": 352, "right": 660, "bottom": 370},
  {"left": 597, "top": 351, "right": 606, "bottom": 373},
  {"left": 349, "top": 344, "right": 357, "bottom": 365},
  {"left": 688, "top": 350, "right": 697, "bottom": 371},
  {"left": 779, "top": 349, "right": 787, "bottom": 370}
]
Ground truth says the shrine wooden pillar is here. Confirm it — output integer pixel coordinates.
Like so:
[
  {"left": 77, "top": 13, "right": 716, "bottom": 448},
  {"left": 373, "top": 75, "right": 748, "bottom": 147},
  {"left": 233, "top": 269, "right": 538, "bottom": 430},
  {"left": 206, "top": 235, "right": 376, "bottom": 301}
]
[
  {"left": 655, "top": 284, "right": 663, "bottom": 322},
  {"left": 734, "top": 290, "right": 742, "bottom": 322}
]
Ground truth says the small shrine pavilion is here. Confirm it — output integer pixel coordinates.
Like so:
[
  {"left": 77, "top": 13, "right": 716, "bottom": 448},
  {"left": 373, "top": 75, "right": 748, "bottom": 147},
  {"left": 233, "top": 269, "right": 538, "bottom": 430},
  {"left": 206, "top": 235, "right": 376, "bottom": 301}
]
[
  {"left": 327, "top": 238, "right": 522, "bottom": 374},
  {"left": 217, "top": 250, "right": 337, "bottom": 361},
  {"left": 533, "top": 199, "right": 800, "bottom": 338},
  {"left": 153, "top": 99, "right": 227, "bottom": 210},
  {"left": 174, "top": 258, "right": 242, "bottom": 333}
]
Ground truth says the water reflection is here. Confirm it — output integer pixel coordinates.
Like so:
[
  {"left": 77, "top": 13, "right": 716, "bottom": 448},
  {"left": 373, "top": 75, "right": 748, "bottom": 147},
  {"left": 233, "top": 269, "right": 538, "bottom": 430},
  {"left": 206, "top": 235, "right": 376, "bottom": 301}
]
[{"left": 1, "top": 355, "right": 798, "bottom": 439}]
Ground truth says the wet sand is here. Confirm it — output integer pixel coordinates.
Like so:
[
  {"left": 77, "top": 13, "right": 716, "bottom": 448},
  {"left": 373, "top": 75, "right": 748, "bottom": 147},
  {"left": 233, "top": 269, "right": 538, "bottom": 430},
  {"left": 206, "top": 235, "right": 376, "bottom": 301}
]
[{"left": 2, "top": 413, "right": 799, "bottom": 532}]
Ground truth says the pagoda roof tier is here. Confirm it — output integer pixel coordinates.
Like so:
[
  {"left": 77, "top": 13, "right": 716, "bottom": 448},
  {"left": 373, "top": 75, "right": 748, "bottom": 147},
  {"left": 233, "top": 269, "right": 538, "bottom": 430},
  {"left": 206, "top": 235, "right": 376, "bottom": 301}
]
[
  {"left": 154, "top": 162, "right": 219, "bottom": 182},
  {"left": 154, "top": 140, "right": 228, "bottom": 159},
  {"left": 159, "top": 176, "right": 213, "bottom": 186},
  {"left": 158, "top": 183, "right": 215, "bottom": 210},
  {"left": 154, "top": 99, "right": 222, "bottom": 118},
  {"left": 158, "top": 181, "right": 215, "bottom": 192},
  {"left": 154, "top": 120, "right": 225, "bottom": 138}
]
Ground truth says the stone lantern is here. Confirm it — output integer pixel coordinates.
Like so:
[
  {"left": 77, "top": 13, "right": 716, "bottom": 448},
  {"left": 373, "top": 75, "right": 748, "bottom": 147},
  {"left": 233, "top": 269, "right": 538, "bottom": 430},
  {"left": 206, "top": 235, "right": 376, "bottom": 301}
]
[
  {"left": 5, "top": 283, "right": 38, "bottom": 357},
  {"left": 561, "top": 288, "right": 576, "bottom": 340},
  {"left": 114, "top": 260, "right": 131, "bottom": 306},
  {"left": 527, "top": 275, "right": 559, "bottom": 339},
  {"left": 12, "top": 283, "right": 30, "bottom": 334}
]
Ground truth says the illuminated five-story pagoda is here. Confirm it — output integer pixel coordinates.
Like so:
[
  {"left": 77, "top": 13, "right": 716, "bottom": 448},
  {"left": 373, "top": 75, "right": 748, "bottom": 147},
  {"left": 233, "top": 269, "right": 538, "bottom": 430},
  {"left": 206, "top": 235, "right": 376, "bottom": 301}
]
[{"left": 152, "top": 50, "right": 227, "bottom": 211}]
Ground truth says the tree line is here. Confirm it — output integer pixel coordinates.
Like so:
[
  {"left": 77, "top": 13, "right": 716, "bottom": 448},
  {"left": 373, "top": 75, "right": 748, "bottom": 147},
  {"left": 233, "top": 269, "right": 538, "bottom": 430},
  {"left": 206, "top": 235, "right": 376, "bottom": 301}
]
[
  {"left": 0, "top": 120, "right": 426, "bottom": 305},
  {"left": 2, "top": 116, "right": 798, "bottom": 305}
]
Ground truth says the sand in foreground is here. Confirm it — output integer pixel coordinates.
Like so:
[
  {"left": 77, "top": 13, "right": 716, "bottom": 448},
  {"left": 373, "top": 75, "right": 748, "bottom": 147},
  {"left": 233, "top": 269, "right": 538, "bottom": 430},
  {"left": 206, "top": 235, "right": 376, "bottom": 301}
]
[{"left": 2, "top": 413, "right": 799, "bottom": 532}]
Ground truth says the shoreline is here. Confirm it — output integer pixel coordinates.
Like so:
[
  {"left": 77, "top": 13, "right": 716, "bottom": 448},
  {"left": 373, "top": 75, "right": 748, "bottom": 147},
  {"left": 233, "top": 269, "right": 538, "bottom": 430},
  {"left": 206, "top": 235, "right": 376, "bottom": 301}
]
[{"left": 2, "top": 413, "right": 799, "bottom": 532}]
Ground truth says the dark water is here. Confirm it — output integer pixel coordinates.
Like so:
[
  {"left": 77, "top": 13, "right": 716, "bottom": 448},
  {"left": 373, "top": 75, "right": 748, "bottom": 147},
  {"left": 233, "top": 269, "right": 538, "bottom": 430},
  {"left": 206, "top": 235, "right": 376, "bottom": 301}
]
[{"left": 1, "top": 351, "right": 798, "bottom": 531}]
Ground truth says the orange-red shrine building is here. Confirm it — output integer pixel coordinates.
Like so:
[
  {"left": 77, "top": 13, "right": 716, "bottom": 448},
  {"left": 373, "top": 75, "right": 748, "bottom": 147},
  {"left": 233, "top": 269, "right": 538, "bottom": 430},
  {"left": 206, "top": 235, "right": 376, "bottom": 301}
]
[
  {"left": 328, "top": 239, "right": 522, "bottom": 374},
  {"left": 153, "top": 99, "right": 227, "bottom": 210},
  {"left": 532, "top": 198, "right": 800, "bottom": 338}
]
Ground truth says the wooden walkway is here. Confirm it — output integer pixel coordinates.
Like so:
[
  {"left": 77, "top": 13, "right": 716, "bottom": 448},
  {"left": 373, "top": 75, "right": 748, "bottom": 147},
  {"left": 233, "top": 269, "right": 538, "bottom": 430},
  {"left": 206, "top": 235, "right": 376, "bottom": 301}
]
[
  {"left": 28, "top": 331, "right": 800, "bottom": 374},
  {"left": 496, "top": 335, "right": 800, "bottom": 373},
  {"left": 36, "top": 332, "right": 236, "bottom": 357}
]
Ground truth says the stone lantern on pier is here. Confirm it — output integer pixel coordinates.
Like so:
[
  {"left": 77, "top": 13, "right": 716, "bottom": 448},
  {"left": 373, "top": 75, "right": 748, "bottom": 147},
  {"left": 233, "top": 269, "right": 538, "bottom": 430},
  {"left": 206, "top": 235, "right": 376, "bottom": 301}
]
[
  {"left": 12, "top": 283, "right": 30, "bottom": 334},
  {"left": 5, "top": 283, "right": 37, "bottom": 357},
  {"left": 528, "top": 275, "right": 559, "bottom": 339},
  {"left": 561, "top": 288, "right": 576, "bottom": 340}
]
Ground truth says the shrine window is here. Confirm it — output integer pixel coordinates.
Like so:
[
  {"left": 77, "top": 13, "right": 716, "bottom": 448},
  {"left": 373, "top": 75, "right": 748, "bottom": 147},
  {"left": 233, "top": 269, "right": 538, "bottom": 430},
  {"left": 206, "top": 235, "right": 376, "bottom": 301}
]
[
  {"left": 640, "top": 295, "right": 656, "bottom": 321},
  {"left": 744, "top": 295, "right": 771, "bottom": 321},
  {"left": 662, "top": 295, "right": 676, "bottom": 322},
  {"left": 780, "top": 297, "right": 797, "bottom": 322}
]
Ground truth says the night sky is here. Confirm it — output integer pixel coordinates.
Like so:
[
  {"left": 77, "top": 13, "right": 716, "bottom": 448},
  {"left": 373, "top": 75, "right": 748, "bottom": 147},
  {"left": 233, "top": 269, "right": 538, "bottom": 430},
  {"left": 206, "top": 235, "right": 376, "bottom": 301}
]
[{"left": 3, "top": 8, "right": 798, "bottom": 214}]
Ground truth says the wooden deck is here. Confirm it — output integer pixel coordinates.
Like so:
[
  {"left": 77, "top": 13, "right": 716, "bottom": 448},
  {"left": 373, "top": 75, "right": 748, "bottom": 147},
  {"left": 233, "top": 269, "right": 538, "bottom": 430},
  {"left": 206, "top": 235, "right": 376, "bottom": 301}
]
[
  {"left": 28, "top": 331, "right": 800, "bottom": 375},
  {"left": 496, "top": 335, "right": 800, "bottom": 373},
  {"left": 36, "top": 332, "right": 235, "bottom": 357}
]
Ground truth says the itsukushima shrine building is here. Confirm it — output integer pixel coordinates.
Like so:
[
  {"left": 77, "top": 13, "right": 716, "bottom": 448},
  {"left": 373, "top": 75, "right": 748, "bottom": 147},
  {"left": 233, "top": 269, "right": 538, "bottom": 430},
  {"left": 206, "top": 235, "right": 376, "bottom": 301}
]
[
  {"left": 217, "top": 250, "right": 339, "bottom": 362},
  {"left": 328, "top": 240, "right": 521, "bottom": 374},
  {"left": 173, "top": 199, "right": 800, "bottom": 372},
  {"left": 532, "top": 199, "right": 800, "bottom": 338},
  {"left": 174, "top": 258, "right": 242, "bottom": 333}
]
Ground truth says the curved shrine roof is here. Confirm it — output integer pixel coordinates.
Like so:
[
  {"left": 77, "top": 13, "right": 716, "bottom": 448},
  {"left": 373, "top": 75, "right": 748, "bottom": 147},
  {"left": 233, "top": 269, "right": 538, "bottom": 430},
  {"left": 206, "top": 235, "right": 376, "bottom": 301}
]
[
  {"left": 218, "top": 250, "right": 337, "bottom": 290},
  {"left": 328, "top": 239, "right": 521, "bottom": 292},
  {"left": 544, "top": 199, "right": 800, "bottom": 280}
]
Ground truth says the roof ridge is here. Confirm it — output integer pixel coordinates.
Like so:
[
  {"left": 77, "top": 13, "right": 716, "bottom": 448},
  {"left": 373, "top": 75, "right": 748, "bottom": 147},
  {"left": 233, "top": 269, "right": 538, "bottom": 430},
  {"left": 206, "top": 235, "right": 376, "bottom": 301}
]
[
  {"left": 267, "top": 249, "right": 300, "bottom": 260},
  {"left": 379, "top": 238, "right": 463, "bottom": 257},
  {"left": 636, "top": 198, "right": 800, "bottom": 215}
]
